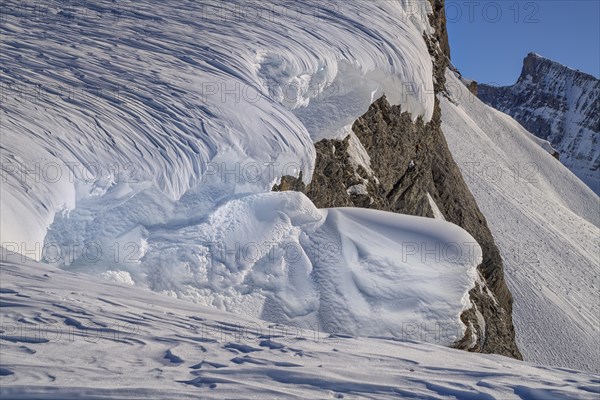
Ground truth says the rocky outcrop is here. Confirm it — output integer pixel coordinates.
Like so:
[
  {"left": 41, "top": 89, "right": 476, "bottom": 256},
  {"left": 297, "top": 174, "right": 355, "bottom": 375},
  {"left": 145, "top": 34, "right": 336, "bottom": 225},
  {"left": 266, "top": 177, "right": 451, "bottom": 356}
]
[
  {"left": 427, "top": 0, "right": 451, "bottom": 61},
  {"left": 478, "top": 53, "right": 600, "bottom": 194},
  {"left": 275, "top": 0, "right": 522, "bottom": 359},
  {"left": 275, "top": 97, "right": 521, "bottom": 359},
  {"left": 467, "top": 81, "right": 478, "bottom": 96}
]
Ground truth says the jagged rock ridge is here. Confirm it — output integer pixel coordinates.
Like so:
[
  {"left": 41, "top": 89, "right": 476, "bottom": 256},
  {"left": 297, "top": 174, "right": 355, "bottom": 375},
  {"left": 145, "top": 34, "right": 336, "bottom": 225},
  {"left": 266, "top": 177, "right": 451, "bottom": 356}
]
[
  {"left": 275, "top": 0, "right": 522, "bottom": 359},
  {"left": 478, "top": 53, "right": 600, "bottom": 194}
]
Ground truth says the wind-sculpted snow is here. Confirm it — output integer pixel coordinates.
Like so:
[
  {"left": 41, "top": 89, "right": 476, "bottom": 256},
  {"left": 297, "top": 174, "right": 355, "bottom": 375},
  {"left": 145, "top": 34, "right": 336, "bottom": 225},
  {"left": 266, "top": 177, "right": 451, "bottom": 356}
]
[
  {"left": 0, "top": 0, "right": 449, "bottom": 343},
  {"left": 2, "top": 254, "right": 599, "bottom": 399},
  {"left": 40, "top": 191, "right": 481, "bottom": 342},
  {"left": 0, "top": 0, "right": 434, "bottom": 255},
  {"left": 3, "top": 245, "right": 594, "bottom": 397},
  {"left": 442, "top": 71, "right": 600, "bottom": 374}
]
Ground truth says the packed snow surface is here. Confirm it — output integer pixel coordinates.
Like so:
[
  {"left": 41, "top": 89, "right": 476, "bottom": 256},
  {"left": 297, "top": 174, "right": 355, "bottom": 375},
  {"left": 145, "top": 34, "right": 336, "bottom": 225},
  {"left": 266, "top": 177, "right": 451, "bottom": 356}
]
[
  {"left": 2, "top": 253, "right": 599, "bottom": 399},
  {"left": 441, "top": 70, "right": 600, "bottom": 374},
  {"left": 0, "top": 0, "right": 434, "bottom": 256}
]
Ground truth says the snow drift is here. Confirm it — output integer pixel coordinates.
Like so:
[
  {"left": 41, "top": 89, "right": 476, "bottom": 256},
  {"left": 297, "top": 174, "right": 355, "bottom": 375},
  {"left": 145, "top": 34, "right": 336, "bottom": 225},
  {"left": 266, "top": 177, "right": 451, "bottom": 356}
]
[
  {"left": 38, "top": 191, "right": 481, "bottom": 343},
  {"left": 2, "top": 254, "right": 598, "bottom": 399}
]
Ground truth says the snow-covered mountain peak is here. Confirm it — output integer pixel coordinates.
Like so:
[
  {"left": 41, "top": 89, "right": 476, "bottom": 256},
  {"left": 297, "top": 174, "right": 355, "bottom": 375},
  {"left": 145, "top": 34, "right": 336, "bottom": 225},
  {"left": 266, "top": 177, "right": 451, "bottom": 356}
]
[
  {"left": 519, "top": 52, "right": 598, "bottom": 84},
  {"left": 479, "top": 53, "right": 600, "bottom": 194}
]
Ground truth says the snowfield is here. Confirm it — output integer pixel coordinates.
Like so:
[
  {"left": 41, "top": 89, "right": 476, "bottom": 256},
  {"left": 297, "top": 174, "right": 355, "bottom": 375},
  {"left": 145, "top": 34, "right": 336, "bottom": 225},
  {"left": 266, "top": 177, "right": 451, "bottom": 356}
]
[
  {"left": 1, "top": 253, "right": 599, "bottom": 399},
  {"left": 442, "top": 71, "right": 600, "bottom": 374}
]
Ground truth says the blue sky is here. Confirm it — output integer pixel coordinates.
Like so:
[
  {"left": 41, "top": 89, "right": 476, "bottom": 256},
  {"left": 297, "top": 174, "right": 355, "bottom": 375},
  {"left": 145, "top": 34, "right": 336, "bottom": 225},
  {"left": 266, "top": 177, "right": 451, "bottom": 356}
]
[{"left": 446, "top": 0, "right": 600, "bottom": 86}]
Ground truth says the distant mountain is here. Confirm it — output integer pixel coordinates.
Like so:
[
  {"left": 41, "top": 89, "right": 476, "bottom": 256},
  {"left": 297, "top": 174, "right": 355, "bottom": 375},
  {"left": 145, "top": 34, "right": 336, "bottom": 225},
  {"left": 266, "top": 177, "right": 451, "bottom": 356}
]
[{"left": 478, "top": 53, "right": 600, "bottom": 194}]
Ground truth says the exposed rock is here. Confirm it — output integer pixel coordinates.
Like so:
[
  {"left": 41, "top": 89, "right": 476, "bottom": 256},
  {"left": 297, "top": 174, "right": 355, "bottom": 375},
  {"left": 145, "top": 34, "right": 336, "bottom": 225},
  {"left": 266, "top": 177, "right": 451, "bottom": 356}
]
[
  {"left": 428, "top": 0, "right": 451, "bottom": 61},
  {"left": 274, "top": 0, "right": 522, "bottom": 360},
  {"left": 273, "top": 172, "right": 306, "bottom": 192},
  {"left": 467, "top": 81, "right": 478, "bottom": 96}
]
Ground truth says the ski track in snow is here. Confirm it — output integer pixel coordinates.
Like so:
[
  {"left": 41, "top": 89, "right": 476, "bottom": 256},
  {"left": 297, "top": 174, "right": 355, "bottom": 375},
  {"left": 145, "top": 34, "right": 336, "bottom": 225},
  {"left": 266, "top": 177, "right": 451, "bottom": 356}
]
[
  {"left": 442, "top": 71, "right": 600, "bottom": 374},
  {"left": 1, "top": 254, "right": 599, "bottom": 399}
]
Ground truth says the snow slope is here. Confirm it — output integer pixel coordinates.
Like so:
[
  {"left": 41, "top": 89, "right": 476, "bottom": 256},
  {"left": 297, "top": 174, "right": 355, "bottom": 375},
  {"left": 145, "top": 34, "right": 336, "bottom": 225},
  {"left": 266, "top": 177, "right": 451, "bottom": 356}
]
[
  {"left": 441, "top": 70, "right": 600, "bottom": 373},
  {"left": 2, "top": 252, "right": 599, "bottom": 399},
  {"left": 0, "top": 0, "right": 434, "bottom": 256},
  {"left": 3, "top": 0, "right": 598, "bottom": 393}
]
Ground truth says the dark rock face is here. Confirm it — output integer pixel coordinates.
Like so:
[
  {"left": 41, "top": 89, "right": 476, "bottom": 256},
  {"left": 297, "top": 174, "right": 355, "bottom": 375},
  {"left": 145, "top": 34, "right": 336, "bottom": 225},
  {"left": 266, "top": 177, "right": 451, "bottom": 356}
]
[
  {"left": 275, "top": 96, "right": 522, "bottom": 359},
  {"left": 275, "top": 0, "right": 522, "bottom": 359},
  {"left": 428, "top": 0, "right": 451, "bottom": 61},
  {"left": 467, "top": 81, "right": 478, "bottom": 96},
  {"left": 478, "top": 53, "right": 600, "bottom": 194}
]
